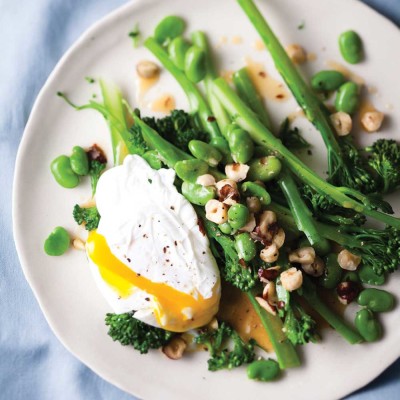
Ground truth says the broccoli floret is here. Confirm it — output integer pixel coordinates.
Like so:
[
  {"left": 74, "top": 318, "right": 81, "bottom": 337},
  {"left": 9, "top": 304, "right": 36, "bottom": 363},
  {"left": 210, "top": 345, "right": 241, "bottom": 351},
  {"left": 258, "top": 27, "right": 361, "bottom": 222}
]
[
  {"left": 142, "top": 110, "right": 208, "bottom": 152},
  {"left": 321, "top": 224, "right": 400, "bottom": 275},
  {"left": 128, "top": 124, "right": 149, "bottom": 155},
  {"left": 105, "top": 312, "right": 174, "bottom": 354},
  {"left": 195, "top": 322, "right": 256, "bottom": 371},
  {"left": 331, "top": 135, "right": 377, "bottom": 194},
  {"left": 301, "top": 185, "right": 366, "bottom": 226},
  {"left": 279, "top": 118, "right": 310, "bottom": 150},
  {"left": 88, "top": 159, "right": 106, "bottom": 196},
  {"left": 73, "top": 205, "right": 100, "bottom": 231},
  {"left": 282, "top": 306, "right": 318, "bottom": 346},
  {"left": 200, "top": 214, "right": 257, "bottom": 291},
  {"left": 366, "top": 139, "right": 400, "bottom": 194}
]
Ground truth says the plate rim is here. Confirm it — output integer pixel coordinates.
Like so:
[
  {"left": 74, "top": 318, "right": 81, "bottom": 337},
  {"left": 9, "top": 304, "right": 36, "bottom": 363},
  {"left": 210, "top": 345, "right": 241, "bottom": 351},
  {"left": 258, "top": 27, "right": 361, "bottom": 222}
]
[{"left": 12, "top": 0, "right": 400, "bottom": 398}]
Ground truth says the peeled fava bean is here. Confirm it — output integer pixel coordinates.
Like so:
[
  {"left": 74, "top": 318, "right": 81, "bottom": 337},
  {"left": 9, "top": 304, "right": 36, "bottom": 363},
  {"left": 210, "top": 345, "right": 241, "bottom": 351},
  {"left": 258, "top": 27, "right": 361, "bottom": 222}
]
[
  {"left": 51, "top": 155, "right": 80, "bottom": 188},
  {"left": 355, "top": 308, "right": 382, "bottom": 342},
  {"left": 311, "top": 70, "right": 346, "bottom": 91},
  {"left": 248, "top": 156, "right": 282, "bottom": 182},
  {"left": 228, "top": 204, "right": 250, "bottom": 230},
  {"left": 184, "top": 46, "right": 206, "bottom": 83},
  {"left": 168, "top": 36, "right": 191, "bottom": 70},
  {"left": 235, "top": 232, "right": 256, "bottom": 262},
  {"left": 181, "top": 182, "right": 215, "bottom": 206},
  {"left": 358, "top": 264, "right": 385, "bottom": 286},
  {"left": 357, "top": 289, "right": 395, "bottom": 313},
  {"left": 175, "top": 159, "right": 209, "bottom": 183},
  {"left": 154, "top": 16, "right": 186, "bottom": 44},
  {"left": 44, "top": 226, "right": 70, "bottom": 256},
  {"left": 70, "top": 146, "right": 89, "bottom": 175},
  {"left": 247, "top": 359, "right": 280, "bottom": 382},
  {"left": 339, "top": 30, "right": 363, "bottom": 64},
  {"left": 188, "top": 140, "right": 222, "bottom": 167},
  {"left": 227, "top": 126, "right": 254, "bottom": 164},
  {"left": 335, "top": 82, "right": 360, "bottom": 114}
]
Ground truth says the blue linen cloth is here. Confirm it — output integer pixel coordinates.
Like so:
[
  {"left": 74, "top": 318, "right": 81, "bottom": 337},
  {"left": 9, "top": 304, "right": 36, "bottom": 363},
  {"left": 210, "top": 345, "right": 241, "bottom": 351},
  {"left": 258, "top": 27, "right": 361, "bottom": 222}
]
[{"left": 1, "top": 0, "right": 399, "bottom": 399}]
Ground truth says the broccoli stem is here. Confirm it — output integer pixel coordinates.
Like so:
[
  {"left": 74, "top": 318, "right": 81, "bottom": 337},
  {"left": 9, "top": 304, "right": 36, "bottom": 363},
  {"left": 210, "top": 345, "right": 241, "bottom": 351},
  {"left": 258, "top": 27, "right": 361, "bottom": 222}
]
[
  {"left": 246, "top": 291, "right": 301, "bottom": 369},
  {"left": 230, "top": 70, "right": 328, "bottom": 252},
  {"left": 233, "top": 67, "right": 272, "bottom": 130},
  {"left": 236, "top": 0, "right": 344, "bottom": 177},
  {"left": 278, "top": 168, "right": 330, "bottom": 253},
  {"left": 299, "top": 278, "right": 364, "bottom": 344},
  {"left": 99, "top": 80, "right": 129, "bottom": 165},
  {"left": 191, "top": 31, "right": 231, "bottom": 133},
  {"left": 144, "top": 37, "right": 224, "bottom": 141},
  {"left": 211, "top": 77, "right": 400, "bottom": 229}
]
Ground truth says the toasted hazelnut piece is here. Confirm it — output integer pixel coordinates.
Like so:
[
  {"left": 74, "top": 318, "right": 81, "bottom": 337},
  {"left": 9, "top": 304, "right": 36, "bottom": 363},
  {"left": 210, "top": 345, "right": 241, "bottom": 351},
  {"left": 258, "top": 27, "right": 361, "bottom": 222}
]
[
  {"left": 361, "top": 111, "right": 384, "bottom": 132},
  {"left": 246, "top": 196, "right": 262, "bottom": 213},
  {"left": 255, "top": 296, "right": 276, "bottom": 315},
  {"left": 216, "top": 179, "right": 239, "bottom": 205},
  {"left": 337, "top": 249, "right": 361, "bottom": 271},
  {"left": 239, "top": 214, "right": 256, "bottom": 233},
  {"left": 205, "top": 199, "right": 228, "bottom": 225},
  {"left": 225, "top": 163, "right": 250, "bottom": 182},
  {"left": 136, "top": 60, "right": 160, "bottom": 79},
  {"left": 272, "top": 228, "right": 285, "bottom": 249},
  {"left": 162, "top": 336, "right": 187, "bottom": 360},
  {"left": 207, "top": 317, "right": 219, "bottom": 331},
  {"left": 258, "top": 210, "right": 277, "bottom": 237},
  {"left": 289, "top": 247, "right": 316, "bottom": 264},
  {"left": 286, "top": 44, "right": 307, "bottom": 64},
  {"left": 280, "top": 267, "right": 303, "bottom": 292},
  {"left": 260, "top": 243, "right": 279, "bottom": 263},
  {"left": 262, "top": 281, "right": 278, "bottom": 305},
  {"left": 196, "top": 174, "right": 216, "bottom": 187},
  {"left": 216, "top": 179, "right": 237, "bottom": 193},
  {"left": 302, "top": 256, "right": 325, "bottom": 277},
  {"left": 72, "top": 238, "right": 86, "bottom": 251},
  {"left": 330, "top": 111, "right": 352, "bottom": 136}
]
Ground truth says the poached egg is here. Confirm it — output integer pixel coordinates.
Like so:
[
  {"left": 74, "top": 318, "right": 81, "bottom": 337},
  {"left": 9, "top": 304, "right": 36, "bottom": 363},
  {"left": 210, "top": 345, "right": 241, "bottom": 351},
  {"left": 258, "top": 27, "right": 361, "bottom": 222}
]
[{"left": 86, "top": 155, "right": 221, "bottom": 332}]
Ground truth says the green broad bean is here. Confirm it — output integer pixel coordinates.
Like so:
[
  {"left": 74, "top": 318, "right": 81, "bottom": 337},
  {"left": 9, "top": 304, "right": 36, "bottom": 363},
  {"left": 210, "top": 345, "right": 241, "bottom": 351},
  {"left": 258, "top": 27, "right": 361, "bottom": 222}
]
[
  {"left": 248, "top": 156, "right": 282, "bottom": 182},
  {"left": 181, "top": 182, "right": 216, "bottom": 206},
  {"left": 219, "top": 222, "right": 233, "bottom": 235},
  {"left": 335, "top": 82, "right": 360, "bottom": 114},
  {"left": 175, "top": 159, "right": 209, "bottom": 183},
  {"left": 168, "top": 37, "right": 191, "bottom": 70},
  {"left": 339, "top": 30, "right": 363, "bottom": 64},
  {"left": 228, "top": 204, "right": 250, "bottom": 230},
  {"left": 311, "top": 70, "right": 346, "bottom": 91},
  {"left": 44, "top": 226, "right": 70, "bottom": 256},
  {"left": 227, "top": 127, "right": 254, "bottom": 164},
  {"left": 188, "top": 140, "right": 222, "bottom": 167},
  {"left": 210, "top": 137, "right": 233, "bottom": 164},
  {"left": 357, "top": 289, "right": 395, "bottom": 313},
  {"left": 247, "top": 359, "right": 280, "bottom": 382},
  {"left": 355, "top": 308, "right": 382, "bottom": 342},
  {"left": 318, "top": 253, "right": 342, "bottom": 289},
  {"left": 142, "top": 150, "right": 162, "bottom": 170},
  {"left": 241, "top": 181, "right": 271, "bottom": 205},
  {"left": 154, "top": 16, "right": 186, "bottom": 44},
  {"left": 358, "top": 264, "right": 386, "bottom": 286},
  {"left": 235, "top": 232, "right": 257, "bottom": 261},
  {"left": 342, "top": 271, "right": 360, "bottom": 283},
  {"left": 51, "top": 155, "right": 80, "bottom": 188},
  {"left": 70, "top": 146, "right": 89, "bottom": 176},
  {"left": 184, "top": 46, "right": 206, "bottom": 83}
]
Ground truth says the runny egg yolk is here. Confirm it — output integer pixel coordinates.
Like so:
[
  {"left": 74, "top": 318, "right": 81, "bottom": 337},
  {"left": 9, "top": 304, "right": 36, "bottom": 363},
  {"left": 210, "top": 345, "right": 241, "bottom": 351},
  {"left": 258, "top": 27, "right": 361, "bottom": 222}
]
[{"left": 86, "top": 231, "right": 220, "bottom": 332}]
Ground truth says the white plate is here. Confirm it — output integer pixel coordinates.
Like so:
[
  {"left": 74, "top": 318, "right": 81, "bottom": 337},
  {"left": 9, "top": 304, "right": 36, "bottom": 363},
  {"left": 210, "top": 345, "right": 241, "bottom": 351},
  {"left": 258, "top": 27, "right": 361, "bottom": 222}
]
[{"left": 13, "top": 0, "right": 400, "bottom": 399}]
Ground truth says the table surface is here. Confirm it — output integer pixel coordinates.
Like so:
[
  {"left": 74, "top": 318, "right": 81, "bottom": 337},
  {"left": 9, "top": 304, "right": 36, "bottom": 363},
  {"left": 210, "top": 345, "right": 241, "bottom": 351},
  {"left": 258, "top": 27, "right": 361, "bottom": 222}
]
[{"left": 2, "top": 0, "right": 399, "bottom": 399}]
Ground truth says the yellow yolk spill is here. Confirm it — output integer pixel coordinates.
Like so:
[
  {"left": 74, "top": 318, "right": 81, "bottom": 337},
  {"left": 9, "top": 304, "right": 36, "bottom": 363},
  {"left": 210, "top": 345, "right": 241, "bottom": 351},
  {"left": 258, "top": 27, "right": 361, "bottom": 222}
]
[{"left": 86, "top": 231, "right": 220, "bottom": 332}]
